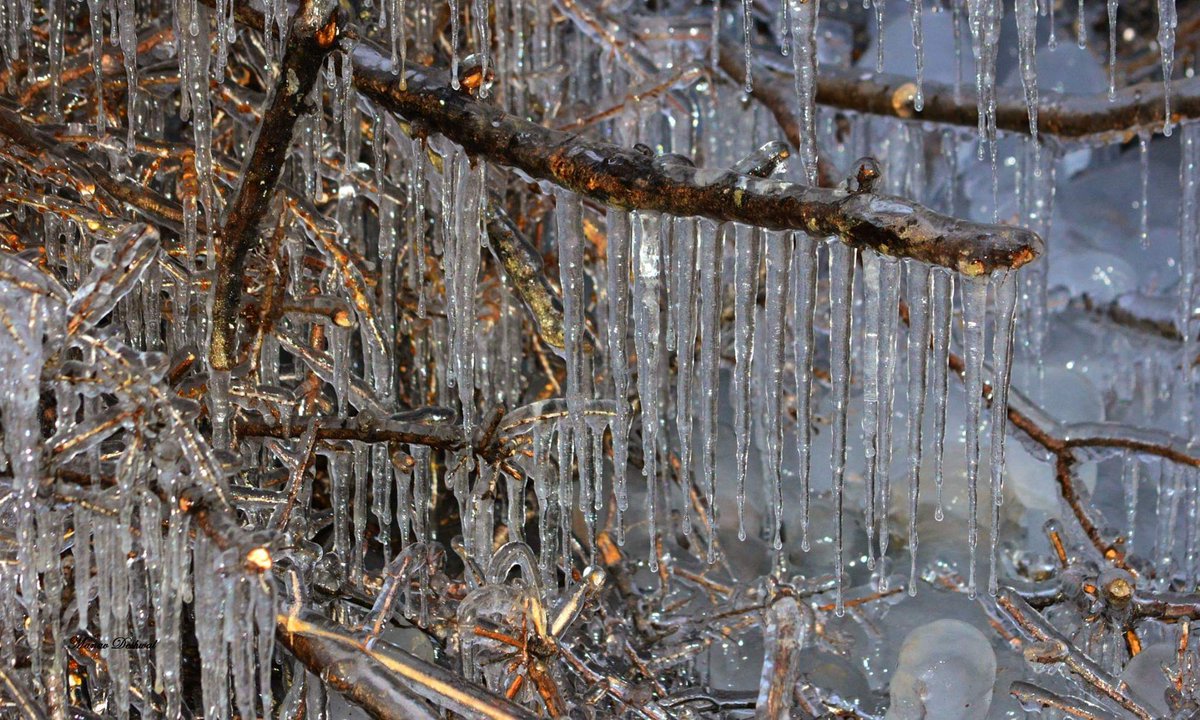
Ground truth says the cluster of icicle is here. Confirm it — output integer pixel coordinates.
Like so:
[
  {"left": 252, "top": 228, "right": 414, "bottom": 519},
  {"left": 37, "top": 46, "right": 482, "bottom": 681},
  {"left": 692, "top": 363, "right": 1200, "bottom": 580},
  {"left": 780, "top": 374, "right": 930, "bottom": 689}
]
[{"left": 0, "top": 225, "right": 273, "bottom": 719}]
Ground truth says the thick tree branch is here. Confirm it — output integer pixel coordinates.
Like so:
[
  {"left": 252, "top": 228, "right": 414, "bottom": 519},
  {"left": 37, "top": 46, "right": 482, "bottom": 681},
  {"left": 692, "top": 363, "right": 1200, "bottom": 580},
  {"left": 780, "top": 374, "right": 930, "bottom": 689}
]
[
  {"left": 351, "top": 50, "right": 1041, "bottom": 276},
  {"left": 209, "top": 0, "right": 340, "bottom": 370}
]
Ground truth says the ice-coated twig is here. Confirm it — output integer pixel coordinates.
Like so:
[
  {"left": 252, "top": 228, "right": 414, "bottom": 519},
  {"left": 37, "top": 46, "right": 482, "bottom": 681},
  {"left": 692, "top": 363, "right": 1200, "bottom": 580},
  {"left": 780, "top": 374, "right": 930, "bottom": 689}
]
[
  {"left": 0, "top": 664, "right": 48, "bottom": 720},
  {"left": 1009, "top": 681, "right": 1112, "bottom": 720},
  {"left": 210, "top": 0, "right": 341, "bottom": 370},
  {"left": 276, "top": 609, "right": 538, "bottom": 720}
]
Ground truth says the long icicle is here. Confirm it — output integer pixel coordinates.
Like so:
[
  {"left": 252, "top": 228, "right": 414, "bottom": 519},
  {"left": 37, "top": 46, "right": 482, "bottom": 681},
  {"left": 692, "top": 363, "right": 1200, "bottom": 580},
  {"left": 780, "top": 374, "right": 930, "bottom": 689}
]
[
  {"left": 733, "top": 225, "right": 761, "bottom": 540},
  {"left": 606, "top": 209, "right": 633, "bottom": 542},
  {"left": 633, "top": 212, "right": 663, "bottom": 569},
  {"left": 961, "top": 277, "right": 989, "bottom": 598},
  {"left": 762, "top": 231, "right": 792, "bottom": 550},
  {"left": 792, "top": 234, "right": 818, "bottom": 551},
  {"left": 905, "top": 262, "right": 932, "bottom": 594},
  {"left": 697, "top": 221, "right": 724, "bottom": 563},
  {"left": 988, "top": 270, "right": 1018, "bottom": 596},
  {"left": 930, "top": 269, "right": 955, "bottom": 521},
  {"left": 829, "top": 241, "right": 856, "bottom": 615}
]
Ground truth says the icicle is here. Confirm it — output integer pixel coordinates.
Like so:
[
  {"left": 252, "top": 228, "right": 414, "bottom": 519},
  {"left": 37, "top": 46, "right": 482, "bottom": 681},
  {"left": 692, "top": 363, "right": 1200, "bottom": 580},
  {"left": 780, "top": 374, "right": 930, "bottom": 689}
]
[
  {"left": 85, "top": 0, "right": 106, "bottom": 134},
  {"left": 1179, "top": 123, "right": 1200, "bottom": 435},
  {"left": 117, "top": 0, "right": 136, "bottom": 148},
  {"left": 960, "top": 278, "right": 988, "bottom": 598},
  {"left": 554, "top": 190, "right": 588, "bottom": 520},
  {"left": 1158, "top": 0, "right": 1176, "bottom": 135},
  {"left": 930, "top": 269, "right": 954, "bottom": 521},
  {"left": 673, "top": 218, "right": 699, "bottom": 535},
  {"left": 1015, "top": 0, "right": 1040, "bottom": 165},
  {"left": 697, "top": 221, "right": 724, "bottom": 562},
  {"left": 828, "top": 242, "right": 856, "bottom": 615},
  {"left": 732, "top": 225, "right": 761, "bottom": 539},
  {"left": 450, "top": 0, "right": 461, "bottom": 88},
  {"left": 1140, "top": 133, "right": 1151, "bottom": 248},
  {"left": 1077, "top": 0, "right": 1087, "bottom": 48},
  {"left": 876, "top": 257, "right": 901, "bottom": 579},
  {"left": 47, "top": 0, "right": 64, "bottom": 119},
  {"left": 792, "top": 235, "right": 817, "bottom": 551},
  {"left": 860, "top": 252, "right": 883, "bottom": 568},
  {"left": 473, "top": 0, "right": 492, "bottom": 96},
  {"left": 987, "top": 271, "right": 1018, "bottom": 596},
  {"left": 633, "top": 213, "right": 663, "bottom": 568},
  {"left": 789, "top": 0, "right": 819, "bottom": 183},
  {"left": 373, "top": 444, "right": 393, "bottom": 552},
  {"left": 762, "top": 232, "right": 791, "bottom": 550},
  {"left": 741, "top": 0, "right": 753, "bottom": 92},
  {"left": 1107, "top": 0, "right": 1118, "bottom": 100},
  {"left": 966, "top": 0, "right": 1002, "bottom": 158},
  {"left": 1125, "top": 458, "right": 1140, "bottom": 553},
  {"left": 874, "top": 0, "right": 884, "bottom": 72},
  {"left": 606, "top": 210, "right": 632, "bottom": 534},
  {"left": 905, "top": 263, "right": 931, "bottom": 594},
  {"left": 74, "top": 508, "right": 92, "bottom": 631},
  {"left": 911, "top": 0, "right": 925, "bottom": 111}
]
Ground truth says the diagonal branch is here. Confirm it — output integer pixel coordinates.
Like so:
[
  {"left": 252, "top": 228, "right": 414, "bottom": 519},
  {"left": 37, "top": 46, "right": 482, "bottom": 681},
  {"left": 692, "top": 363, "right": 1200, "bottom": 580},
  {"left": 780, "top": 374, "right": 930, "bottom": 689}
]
[
  {"left": 352, "top": 52, "right": 1041, "bottom": 276},
  {"left": 276, "top": 609, "right": 539, "bottom": 720},
  {"left": 209, "top": 0, "right": 341, "bottom": 371}
]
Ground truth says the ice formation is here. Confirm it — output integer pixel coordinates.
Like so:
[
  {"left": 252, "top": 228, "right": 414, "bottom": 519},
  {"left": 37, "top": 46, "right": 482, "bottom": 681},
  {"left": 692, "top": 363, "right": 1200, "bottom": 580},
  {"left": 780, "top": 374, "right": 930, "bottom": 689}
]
[{"left": 0, "top": 0, "right": 1196, "bottom": 717}]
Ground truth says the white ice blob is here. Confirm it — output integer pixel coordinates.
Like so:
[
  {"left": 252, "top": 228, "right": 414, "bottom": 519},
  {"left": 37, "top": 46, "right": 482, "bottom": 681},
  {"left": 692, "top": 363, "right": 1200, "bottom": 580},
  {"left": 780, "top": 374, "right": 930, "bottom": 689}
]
[{"left": 885, "top": 619, "right": 997, "bottom": 720}]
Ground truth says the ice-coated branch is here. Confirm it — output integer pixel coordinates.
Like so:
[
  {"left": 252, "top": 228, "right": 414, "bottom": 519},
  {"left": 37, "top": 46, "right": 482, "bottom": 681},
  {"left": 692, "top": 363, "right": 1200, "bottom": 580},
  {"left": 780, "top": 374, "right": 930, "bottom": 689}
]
[
  {"left": 0, "top": 104, "right": 190, "bottom": 231},
  {"left": 209, "top": 0, "right": 341, "bottom": 371},
  {"left": 996, "top": 587, "right": 1153, "bottom": 720},
  {"left": 351, "top": 52, "right": 1041, "bottom": 276},
  {"left": 721, "top": 41, "right": 1200, "bottom": 141},
  {"left": 235, "top": 415, "right": 466, "bottom": 450},
  {"left": 275, "top": 609, "right": 538, "bottom": 720},
  {"left": 1009, "top": 681, "right": 1112, "bottom": 720}
]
